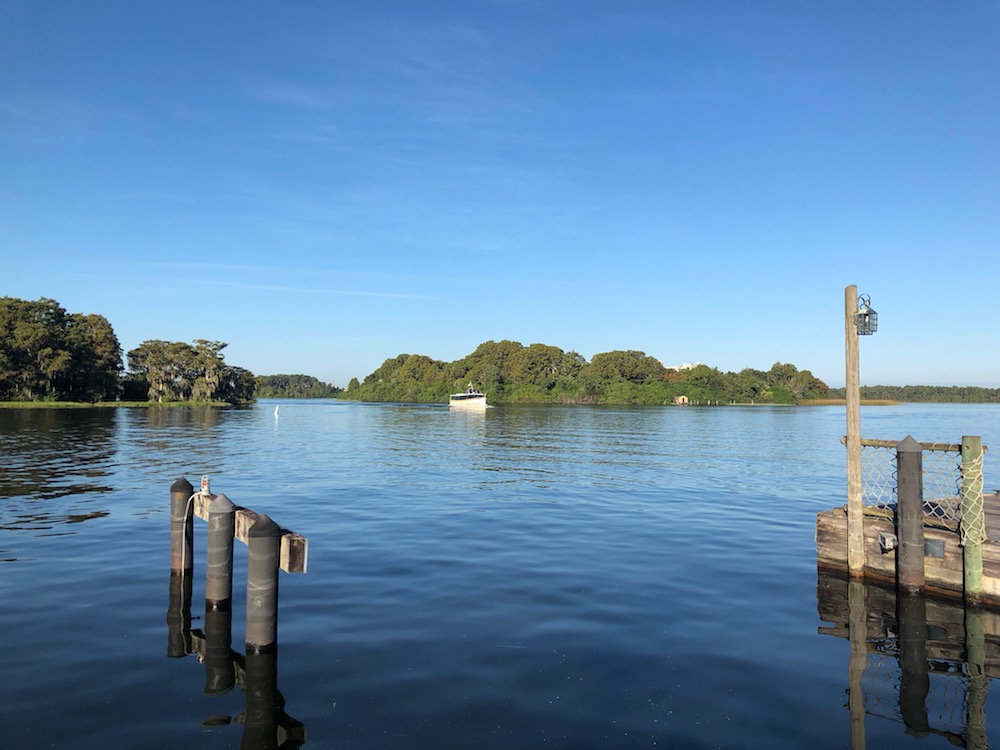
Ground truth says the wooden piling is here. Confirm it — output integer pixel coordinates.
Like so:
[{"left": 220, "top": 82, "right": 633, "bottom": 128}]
[
  {"left": 170, "top": 477, "right": 195, "bottom": 576},
  {"left": 246, "top": 515, "right": 281, "bottom": 654},
  {"left": 206, "top": 493, "right": 236, "bottom": 610},
  {"left": 844, "top": 285, "right": 864, "bottom": 576},
  {"left": 897, "top": 436, "right": 925, "bottom": 593},
  {"left": 962, "top": 436, "right": 985, "bottom": 604}
]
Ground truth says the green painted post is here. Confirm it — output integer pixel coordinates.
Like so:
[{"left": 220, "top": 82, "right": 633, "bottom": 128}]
[{"left": 961, "top": 436, "right": 985, "bottom": 604}]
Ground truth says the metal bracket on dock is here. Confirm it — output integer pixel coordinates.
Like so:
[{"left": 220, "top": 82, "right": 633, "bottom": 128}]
[{"left": 878, "top": 532, "right": 897, "bottom": 554}]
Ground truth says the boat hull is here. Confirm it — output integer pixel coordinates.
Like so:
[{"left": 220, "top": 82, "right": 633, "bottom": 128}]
[{"left": 449, "top": 395, "right": 487, "bottom": 410}]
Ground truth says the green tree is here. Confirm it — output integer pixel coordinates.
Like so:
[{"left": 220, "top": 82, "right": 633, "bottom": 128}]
[
  {"left": 256, "top": 374, "right": 340, "bottom": 398},
  {"left": 126, "top": 339, "right": 254, "bottom": 403},
  {"left": 583, "top": 350, "right": 666, "bottom": 385},
  {"left": 0, "top": 297, "right": 122, "bottom": 401}
]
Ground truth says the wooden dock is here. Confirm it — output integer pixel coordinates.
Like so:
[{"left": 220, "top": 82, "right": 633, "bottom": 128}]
[{"left": 816, "top": 493, "right": 1000, "bottom": 604}]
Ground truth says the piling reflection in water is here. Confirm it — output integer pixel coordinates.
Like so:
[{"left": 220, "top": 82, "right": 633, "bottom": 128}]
[
  {"left": 165, "top": 573, "right": 306, "bottom": 747},
  {"left": 817, "top": 569, "right": 994, "bottom": 747}
]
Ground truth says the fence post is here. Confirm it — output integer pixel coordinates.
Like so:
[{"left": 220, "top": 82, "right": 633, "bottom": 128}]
[
  {"left": 246, "top": 515, "right": 281, "bottom": 654},
  {"left": 961, "top": 436, "right": 985, "bottom": 604},
  {"left": 896, "top": 436, "right": 925, "bottom": 593},
  {"left": 170, "top": 477, "right": 194, "bottom": 576},
  {"left": 206, "top": 493, "right": 236, "bottom": 611}
]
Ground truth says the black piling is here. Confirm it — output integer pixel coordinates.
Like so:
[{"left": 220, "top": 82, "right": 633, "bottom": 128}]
[
  {"left": 170, "top": 477, "right": 195, "bottom": 576},
  {"left": 896, "top": 436, "right": 925, "bottom": 593},
  {"left": 246, "top": 515, "right": 281, "bottom": 654}
]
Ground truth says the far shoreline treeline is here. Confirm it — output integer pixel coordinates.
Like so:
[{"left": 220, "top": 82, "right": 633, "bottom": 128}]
[
  {"left": 336, "top": 342, "right": 829, "bottom": 406},
  {"left": 3, "top": 296, "right": 999, "bottom": 406}
]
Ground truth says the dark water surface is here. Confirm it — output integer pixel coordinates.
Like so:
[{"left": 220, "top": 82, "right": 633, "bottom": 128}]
[{"left": 2, "top": 402, "right": 999, "bottom": 749}]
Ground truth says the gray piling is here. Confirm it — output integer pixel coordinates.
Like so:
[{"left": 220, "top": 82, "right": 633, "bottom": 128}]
[
  {"left": 206, "top": 493, "right": 236, "bottom": 611},
  {"left": 170, "top": 477, "right": 195, "bottom": 576},
  {"left": 896, "top": 436, "right": 925, "bottom": 593},
  {"left": 246, "top": 515, "right": 282, "bottom": 654}
]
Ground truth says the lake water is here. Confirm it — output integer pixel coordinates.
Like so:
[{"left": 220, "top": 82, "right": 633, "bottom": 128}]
[{"left": 2, "top": 401, "right": 999, "bottom": 749}]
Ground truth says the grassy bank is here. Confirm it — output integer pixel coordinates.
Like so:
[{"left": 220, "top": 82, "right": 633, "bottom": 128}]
[{"left": 0, "top": 401, "right": 233, "bottom": 409}]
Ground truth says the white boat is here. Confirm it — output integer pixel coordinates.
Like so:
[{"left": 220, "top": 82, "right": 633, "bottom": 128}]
[{"left": 449, "top": 386, "right": 487, "bottom": 409}]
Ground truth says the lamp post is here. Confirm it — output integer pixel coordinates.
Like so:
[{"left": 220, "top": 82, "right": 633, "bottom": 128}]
[{"left": 845, "top": 286, "right": 877, "bottom": 576}]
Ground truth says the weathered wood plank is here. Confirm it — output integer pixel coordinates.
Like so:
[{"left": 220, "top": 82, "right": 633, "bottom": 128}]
[
  {"left": 193, "top": 493, "right": 308, "bottom": 574},
  {"left": 817, "top": 507, "right": 1000, "bottom": 603}
]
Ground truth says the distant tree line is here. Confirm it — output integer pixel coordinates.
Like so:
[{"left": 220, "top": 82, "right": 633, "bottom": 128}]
[
  {"left": 338, "top": 340, "right": 831, "bottom": 405},
  {"left": 256, "top": 374, "right": 340, "bottom": 398},
  {"left": 826, "top": 385, "right": 1000, "bottom": 403},
  {"left": 0, "top": 296, "right": 255, "bottom": 404}
]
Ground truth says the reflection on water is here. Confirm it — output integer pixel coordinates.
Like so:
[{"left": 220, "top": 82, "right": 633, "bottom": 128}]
[
  {"left": 0, "top": 409, "right": 118, "bottom": 535},
  {"left": 168, "top": 570, "right": 307, "bottom": 747},
  {"left": 817, "top": 569, "right": 995, "bottom": 747},
  {"left": 2, "top": 401, "right": 999, "bottom": 747},
  {"left": 0, "top": 406, "right": 252, "bottom": 545}
]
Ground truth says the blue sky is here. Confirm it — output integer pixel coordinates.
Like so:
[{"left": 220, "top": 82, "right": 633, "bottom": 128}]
[{"left": 2, "top": 2, "right": 997, "bottom": 388}]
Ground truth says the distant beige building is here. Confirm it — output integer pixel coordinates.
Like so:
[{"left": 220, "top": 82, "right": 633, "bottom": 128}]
[{"left": 672, "top": 395, "right": 689, "bottom": 405}]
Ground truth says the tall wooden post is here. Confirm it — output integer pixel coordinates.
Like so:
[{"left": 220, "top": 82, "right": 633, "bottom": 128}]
[
  {"left": 961, "top": 436, "right": 985, "bottom": 604},
  {"left": 845, "top": 285, "right": 864, "bottom": 576}
]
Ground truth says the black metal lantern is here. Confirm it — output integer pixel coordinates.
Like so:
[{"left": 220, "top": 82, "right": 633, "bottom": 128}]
[{"left": 855, "top": 294, "right": 877, "bottom": 335}]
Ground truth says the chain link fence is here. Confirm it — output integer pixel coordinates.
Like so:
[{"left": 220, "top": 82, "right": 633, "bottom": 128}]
[{"left": 842, "top": 437, "right": 988, "bottom": 544}]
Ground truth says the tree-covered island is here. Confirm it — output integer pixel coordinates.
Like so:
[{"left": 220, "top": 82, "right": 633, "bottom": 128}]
[
  {"left": 338, "top": 340, "right": 830, "bottom": 405},
  {"left": 4, "top": 296, "right": 999, "bottom": 406}
]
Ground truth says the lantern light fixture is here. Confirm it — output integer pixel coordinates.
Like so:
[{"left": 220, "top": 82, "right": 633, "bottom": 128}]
[{"left": 855, "top": 294, "right": 877, "bottom": 335}]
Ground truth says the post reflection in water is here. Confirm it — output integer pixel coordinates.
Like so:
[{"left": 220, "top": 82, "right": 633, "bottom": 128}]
[
  {"left": 165, "top": 574, "right": 306, "bottom": 748},
  {"left": 818, "top": 570, "right": 994, "bottom": 748}
]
